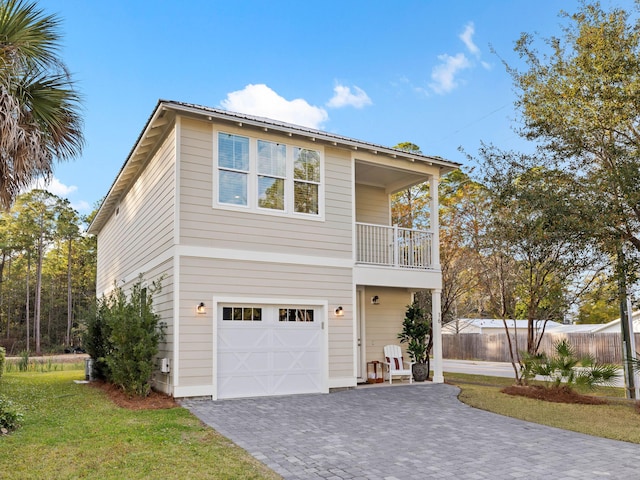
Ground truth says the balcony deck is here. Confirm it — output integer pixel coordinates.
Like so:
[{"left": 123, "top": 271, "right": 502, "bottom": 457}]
[{"left": 356, "top": 223, "right": 434, "bottom": 270}]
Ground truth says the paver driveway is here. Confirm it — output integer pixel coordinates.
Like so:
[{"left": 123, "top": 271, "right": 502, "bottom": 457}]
[{"left": 181, "top": 383, "right": 640, "bottom": 479}]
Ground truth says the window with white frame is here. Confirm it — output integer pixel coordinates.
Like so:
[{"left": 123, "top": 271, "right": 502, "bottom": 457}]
[
  {"left": 216, "top": 133, "right": 322, "bottom": 217},
  {"left": 218, "top": 133, "right": 250, "bottom": 206},
  {"left": 293, "top": 147, "right": 320, "bottom": 215},
  {"left": 257, "top": 140, "right": 286, "bottom": 211}
]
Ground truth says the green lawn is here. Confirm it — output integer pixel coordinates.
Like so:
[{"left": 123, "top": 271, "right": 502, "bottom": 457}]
[
  {"left": 446, "top": 372, "right": 640, "bottom": 444},
  {"left": 0, "top": 367, "right": 280, "bottom": 480}
]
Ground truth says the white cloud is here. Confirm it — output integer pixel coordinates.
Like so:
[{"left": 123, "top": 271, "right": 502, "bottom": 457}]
[
  {"left": 71, "top": 200, "right": 91, "bottom": 213},
  {"left": 429, "top": 53, "right": 471, "bottom": 94},
  {"left": 326, "top": 84, "right": 372, "bottom": 109},
  {"left": 29, "top": 176, "right": 77, "bottom": 196},
  {"left": 460, "top": 22, "right": 480, "bottom": 57},
  {"left": 220, "top": 84, "right": 329, "bottom": 129}
]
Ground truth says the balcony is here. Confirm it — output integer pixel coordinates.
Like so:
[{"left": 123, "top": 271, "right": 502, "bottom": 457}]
[{"left": 356, "top": 222, "right": 434, "bottom": 270}]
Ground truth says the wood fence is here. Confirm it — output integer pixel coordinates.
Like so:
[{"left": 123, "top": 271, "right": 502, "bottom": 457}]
[{"left": 442, "top": 332, "right": 640, "bottom": 364}]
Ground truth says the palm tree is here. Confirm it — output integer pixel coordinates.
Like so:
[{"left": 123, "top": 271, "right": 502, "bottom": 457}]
[{"left": 0, "top": 0, "right": 83, "bottom": 209}]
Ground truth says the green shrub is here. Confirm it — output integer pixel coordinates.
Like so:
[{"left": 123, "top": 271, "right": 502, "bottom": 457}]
[
  {"left": 522, "top": 339, "right": 619, "bottom": 389},
  {"left": 0, "top": 346, "right": 4, "bottom": 380},
  {"left": 0, "top": 395, "right": 23, "bottom": 433},
  {"left": 85, "top": 276, "right": 165, "bottom": 397},
  {"left": 18, "top": 350, "right": 29, "bottom": 372},
  {"left": 83, "top": 300, "right": 112, "bottom": 381}
]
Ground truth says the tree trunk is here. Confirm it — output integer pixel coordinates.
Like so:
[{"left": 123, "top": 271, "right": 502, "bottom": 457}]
[
  {"left": 5, "top": 255, "right": 10, "bottom": 339},
  {"left": 66, "top": 238, "right": 72, "bottom": 346},
  {"left": 35, "top": 235, "right": 43, "bottom": 355},
  {"left": 26, "top": 252, "right": 30, "bottom": 352}
]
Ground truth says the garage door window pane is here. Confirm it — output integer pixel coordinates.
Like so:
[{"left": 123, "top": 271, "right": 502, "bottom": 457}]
[
  {"left": 243, "top": 307, "right": 261, "bottom": 321},
  {"left": 222, "top": 306, "right": 262, "bottom": 321},
  {"left": 279, "top": 308, "right": 314, "bottom": 322}
]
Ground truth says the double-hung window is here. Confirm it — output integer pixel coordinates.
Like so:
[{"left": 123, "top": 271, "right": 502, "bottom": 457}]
[
  {"left": 218, "top": 133, "right": 249, "bottom": 206},
  {"left": 293, "top": 147, "right": 320, "bottom": 215},
  {"left": 257, "top": 140, "right": 286, "bottom": 211},
  {"left": 216, "top": 132, "right": 322, "bottom": 217}
]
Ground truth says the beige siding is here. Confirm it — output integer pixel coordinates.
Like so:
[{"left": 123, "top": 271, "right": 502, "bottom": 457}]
[
  {"left": 355, "top": 184, "right": 390, "bottom": 225},
  {"left": 95, "top": 129, "right": 176, "bottom": 294},
  {"left": 363, "top": 286, "right": 413, "bottom": 363},
  {"left": 144, "top": 260, "right": 175, "bottom": 395},
  {"left": 178, "top": 119, "right": 352, "bottom": 259},
  {"left": 176, "top": 256, "right": 353, "bottom": 388}
]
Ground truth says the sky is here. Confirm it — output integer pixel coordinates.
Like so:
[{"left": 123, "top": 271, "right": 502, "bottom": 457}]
[{"left": 33, "top": 0, "right": 630, "bottom": 216}]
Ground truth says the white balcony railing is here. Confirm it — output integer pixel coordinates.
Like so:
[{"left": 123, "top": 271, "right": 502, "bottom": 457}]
[{"left": 356, "top": 222, "right": 434, "bottom": 269}]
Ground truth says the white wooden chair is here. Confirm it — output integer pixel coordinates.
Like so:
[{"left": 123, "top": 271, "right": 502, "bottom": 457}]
[{"left": 382, "top": 345, "right": 414, "bottom": 384}]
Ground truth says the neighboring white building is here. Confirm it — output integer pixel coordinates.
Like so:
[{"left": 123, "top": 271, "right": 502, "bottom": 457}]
[
  {"left": 88, "top": 100, "right": 459, "bottom": 400},
  {"left": 442, "top": 318, "right": 563, "bottom": 335},
  {"left": 592, "top": 311, "right": 640, "bottom": 334}
]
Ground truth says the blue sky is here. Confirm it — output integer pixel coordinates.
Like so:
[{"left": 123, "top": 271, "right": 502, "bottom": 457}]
[{"left": 34, "top": 0, "right": 628, "bottom": 215}]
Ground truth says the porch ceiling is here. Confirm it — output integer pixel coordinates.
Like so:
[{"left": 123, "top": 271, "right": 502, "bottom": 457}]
[{"left": 355, "top": 161, "right": 429, "bottom": 194}]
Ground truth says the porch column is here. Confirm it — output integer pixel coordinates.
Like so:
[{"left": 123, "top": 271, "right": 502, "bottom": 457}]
[
  {"left": 432, "top": 288, "right": 444, "bottom": 383},
  {"left": 429, "top": 175, "right": 440, "bottom": 270}
]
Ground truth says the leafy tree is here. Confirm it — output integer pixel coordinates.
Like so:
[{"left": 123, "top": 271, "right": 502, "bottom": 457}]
[
  {"left": 55, "top": 199, "right": 79, "bottom": 346},
  {"left": 12, "top": 190, "right": 61, "bottom": 354},
  {"left": 577, "top": 273, "right": 620, "bottom": 324},
  {"left": 476, "top": 147, "right": 605, "bottom": 357},
  {"left": 438, "top": 169, "right": 487, "bottom": 324},
  {"left": 510, "top": 3, "right": 640, "bottom": 251},
  {"left": 507, "top": 2, "right": 640, "bottom": 392},
  {"left": 391, "top": 142, "right": 431, "bottom": 230},
  {"left": 0, "top": 0, "right": 84, "bottom": 209}
]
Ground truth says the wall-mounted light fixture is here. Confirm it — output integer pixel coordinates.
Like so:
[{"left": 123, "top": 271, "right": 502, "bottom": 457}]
[
  {"left": 196, "top": 302, "right": 206, "bottom": 315},
  {"left": 334, "top": 306, "right": 344, "bottom": 317},
  {"left": 371, "top": 295, "right": 379, "bottom": 305}
]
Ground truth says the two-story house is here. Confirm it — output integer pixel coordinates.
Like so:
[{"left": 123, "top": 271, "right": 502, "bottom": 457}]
[{"left": 88, "top": 100, "right": 459, "bottom": 399}]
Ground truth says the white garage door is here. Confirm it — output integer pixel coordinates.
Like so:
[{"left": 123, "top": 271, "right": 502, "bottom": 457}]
[{"left": 217, "top": 304, "right": 324, "bottom": 399}]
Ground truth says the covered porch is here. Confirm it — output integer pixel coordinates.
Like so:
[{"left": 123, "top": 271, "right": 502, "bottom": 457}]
[{"left": 354, "top": 285, "right": 444, "bottom": 385}]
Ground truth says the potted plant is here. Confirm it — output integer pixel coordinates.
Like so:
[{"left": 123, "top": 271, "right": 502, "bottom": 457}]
[{"left": 398, "top": 301, "right": 432, "bottom": 382}]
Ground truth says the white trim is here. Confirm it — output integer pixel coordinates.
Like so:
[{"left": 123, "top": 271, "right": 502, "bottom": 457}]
[
  {"left": 174, "top": 384, "right": 214, "bottom": 398},
  {"left": 355, "top": 286, "right": 365, "bottom": 381},
  {"left": 430, "top": 175, "right": 441, "bottom": 270},
  {"left": 353, "top": 264, "right": 442, "bottom": 289},
  {"left": 329, "top": 377, "right": 357, "bottom": 389},
  {"left": 172, "top": 254, "right": 180, "bottom": 393},
  {"left": 213, "top": 130, "right": 326, "bottom": 221},
  {"left": 212, "top": 296, "right": 329, "bottom": 400},
  {"left": 172, "top": 117, "right": 181, "bottom": 394},
  {"left": 432, "top": 288, "right": 444, "bottom": 383},
  {"left": 178, "top": 244, "right": 352, "bottom": 269},
  {"left": 174, "top": 118, "right": 181, "bottom": 246}
]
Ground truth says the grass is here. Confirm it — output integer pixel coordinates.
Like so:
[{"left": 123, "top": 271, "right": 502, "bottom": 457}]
[
  {"left": 445, "top": 371, "right": 640, "bottom": 444},
  {"left": 0, "top": 367, "right": 281, "bottom": 480}
]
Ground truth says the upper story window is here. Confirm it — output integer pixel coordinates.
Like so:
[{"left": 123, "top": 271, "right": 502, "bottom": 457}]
[
  {"left": 216, "top": 132, "right": 323, "bottom": 218},
  {"left": 218, "top": 133, "right": 249, "bottom": 206},
  {"left": 257, "top": 140, "right": 286, "bottom": 211},
  {"left": 294, "top": 148, "right": 320, "bottom": 215}
]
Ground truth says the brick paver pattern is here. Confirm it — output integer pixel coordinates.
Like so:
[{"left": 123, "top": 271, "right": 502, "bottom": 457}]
[{"left": 181, "top": 383, "right": 640, "bottom": 479}]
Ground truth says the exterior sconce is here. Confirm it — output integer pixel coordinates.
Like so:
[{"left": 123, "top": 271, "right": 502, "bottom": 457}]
[
  {"left": 371, "top": 296, "right": 379, "bottom": 305},
  {"left": 196, "top": 302, "right": 206, "bottom": 315},
  {"left": 334, "top": 306, "right": 344, "bottom": 317}
]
